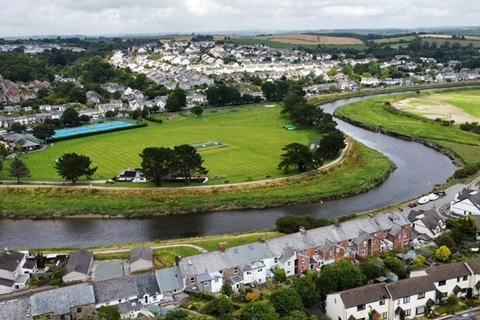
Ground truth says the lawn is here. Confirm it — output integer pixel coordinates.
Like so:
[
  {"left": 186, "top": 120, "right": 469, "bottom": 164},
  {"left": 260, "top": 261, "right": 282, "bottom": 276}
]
[
  {"left": 0, "top": 104, "right": 318, "bottom": 184},
  {"left": 335, "top": 91, "right": 480, "bottom": 165},
  {"left": 393, "top": 89, "right": 480, "bottom": 122},
  {"left": 0, "top": 140, "right": 395, "bottom": 217}
]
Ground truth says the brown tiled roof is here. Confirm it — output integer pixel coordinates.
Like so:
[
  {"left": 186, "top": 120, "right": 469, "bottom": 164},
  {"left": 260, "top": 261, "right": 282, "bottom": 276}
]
[
  {"left": 467, "top": 259, "right": 480, "bottom": 274},
  {"left": 340, "top": 283, "right": 389, "bottom": 308},
  {"left": 387, "top": 276, "right": 436, "bottom": 299},
  {"left": 426, "top": 262, "right": 471, "bottom": 282}
]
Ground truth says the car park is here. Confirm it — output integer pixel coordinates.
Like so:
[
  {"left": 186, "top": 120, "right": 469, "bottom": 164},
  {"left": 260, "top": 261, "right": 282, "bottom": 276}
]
[{"left": 418, "top": 196, "right": 430, "bottom": 205}]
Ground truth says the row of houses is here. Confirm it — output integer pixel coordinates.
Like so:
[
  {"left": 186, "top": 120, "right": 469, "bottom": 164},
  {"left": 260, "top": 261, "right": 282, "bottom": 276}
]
[
  {"left": 326, "top": 259, "right": 480, "bottom": 320},
  {"left": 162, "top": 212, "right": 413, "bottom": 295}
]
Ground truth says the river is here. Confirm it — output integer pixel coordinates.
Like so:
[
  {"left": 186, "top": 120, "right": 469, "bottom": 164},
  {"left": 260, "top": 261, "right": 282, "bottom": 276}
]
[{"left": 0, "top": 94, "right": 457, "bottom": 249}]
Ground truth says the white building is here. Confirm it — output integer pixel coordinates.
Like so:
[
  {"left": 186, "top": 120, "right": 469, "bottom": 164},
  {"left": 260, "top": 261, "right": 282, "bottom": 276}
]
[{"left": 450, "top": 188, "right": 480, "bottom": 216}]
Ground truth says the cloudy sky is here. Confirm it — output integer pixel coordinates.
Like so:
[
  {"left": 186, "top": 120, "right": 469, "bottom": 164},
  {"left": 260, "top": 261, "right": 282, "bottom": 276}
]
[{"left": 2, "top": 0, "right": 480, "bottom": 37}]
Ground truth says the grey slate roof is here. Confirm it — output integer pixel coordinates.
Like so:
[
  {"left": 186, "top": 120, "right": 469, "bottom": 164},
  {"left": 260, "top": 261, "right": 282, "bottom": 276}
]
[
  {"left": 93, "top": 276, "right": 139, "bottom": 304},
  {"left": 0, "top": 278, "right": 14, "bottom": 287},
  {"left": 30, "top": 283, "right": 95, "bottom": 317},
  {"left": 0, "top": 251, "right": 25, "bottom": 272},
  {"left": 387, "top": 276, "right": 436, "bottom": 299},
  {"left": 65, "top": 251, "right": 93, "bottom": 276},
  {"left": 178, "top": 242, "right": 273, "bottom": 276},
  {"left": 155, "top": 267, "right": 184, "bottom": 292},
  {"left": 467, "top": 259, "right": 480, "bottom": 274},
  {"left": 0, "top": 298, "right": 32, "bottom": 320},
  {"left": 426, "top": 262, "right": 471, "bottom": 282},
  {"left": 340, "top": 283, "right": 390, "bottom": 308},
  {"left": 134, "top": 272, "right": 160, "bottom": 296},
  {"left": 130, "top": 247, "right": 153, "bottom": 263}
]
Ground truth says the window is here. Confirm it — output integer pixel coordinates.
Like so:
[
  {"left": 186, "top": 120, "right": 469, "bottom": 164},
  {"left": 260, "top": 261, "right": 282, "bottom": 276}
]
[
  {"left": 287, "top": 261, "right": 291, "bottom": 266},
  {"left": 403, "top": 296, "right": 410, "bottom": 304},
  {"left": 463, "top": 276, "right": 468, "bottom": 281},
  {"left": 405, "top": 309, "right": 411, "bottom": 316},
  {"left": 418, "top": 292, "right": 425, "bottom": 299},
  {"left": 274, "top": 258, "right": 278, "bottom": 263},
  {"left": 439, "top": 280, "right": 446, "bottom": 286},
  {"left": 258, "top": 269, "right": 263, "bottom": 272},
  {"left": 380, "top": 299, "right": 385, "bottom": 306},
  {"left": 247, "top": 271, "right": 251, "bottom": 275},
  {"left": 357, "top": 304, "right": 366, "bottom": 311},
  {"left": 382, "top": 312, "right": 388, "bottom": 319},
  {"left": 457, "top": 277, "right": 461, "bottom": 282},
  {"left": 234, "top": 267, "right": 239, "bottom": 274},
  {"left": 416, "top": 306, "right": 425, "bottom": 315},
  {"left": 77, "top": 307, "right": 82, "bottom": 313}
]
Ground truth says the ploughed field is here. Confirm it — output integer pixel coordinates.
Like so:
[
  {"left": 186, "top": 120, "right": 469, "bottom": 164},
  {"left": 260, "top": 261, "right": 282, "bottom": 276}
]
[
  {"left": 335, "top": 89, "right": 480, "bottom": 165},
  {"left": 0, "top": 104, "right": 318, "bottom": 184}
]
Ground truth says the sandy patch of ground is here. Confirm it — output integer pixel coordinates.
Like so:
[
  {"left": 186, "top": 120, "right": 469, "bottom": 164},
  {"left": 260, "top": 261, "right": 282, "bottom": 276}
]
[{"left": 394, "top": 97, "right": 480, "bottom": 123}]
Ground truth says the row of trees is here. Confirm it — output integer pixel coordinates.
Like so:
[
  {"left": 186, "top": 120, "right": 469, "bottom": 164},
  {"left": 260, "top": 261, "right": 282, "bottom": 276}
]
[
  {"left": 278, "top": 89, "right": 346, "bottom": 173},
  {"left": 140, "top": 145, "right": 207, "bottom": 186},
  {"left": 205, "top": 84, "right": 261, "bottom": 106}
]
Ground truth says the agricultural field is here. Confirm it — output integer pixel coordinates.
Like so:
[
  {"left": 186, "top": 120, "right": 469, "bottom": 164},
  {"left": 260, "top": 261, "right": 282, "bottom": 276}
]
[
  {"left": 335, "top": 90, "right": 480, "bottom": 165},
  {"left": 372, "top": 35, "right": 416, "bottom": 44},
  {"left": 420, "top": 36, "right": 480, "bottom": 48},
  {"left": 229, "top": 35, "right": 367, "bottom": 50},
  {"left": 393, "top": 89, "right": 480, "bottom": 123},
  {"left": 0, "top": 104, "right": 318, "bottom": 183}
]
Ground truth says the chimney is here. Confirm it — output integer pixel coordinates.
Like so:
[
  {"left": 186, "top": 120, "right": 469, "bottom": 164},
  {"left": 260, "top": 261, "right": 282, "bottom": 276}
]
[
  {"left": 259, "top": 237, "right": 266, "bottom": 243},
  {"left": 333, "top": 218, "right": 340, "bottom": 227},
  {"left": 299, "top": 226, "right": 306, "bottom": 234},
  {"left": 368, "top": 213, "right": 374, "bottom": 218},
  {"left": 219, "top": 242, "right": 227, "bottom": 253},
  {"left": 174, "top": 255, "right": 182, "bottom": 266}
]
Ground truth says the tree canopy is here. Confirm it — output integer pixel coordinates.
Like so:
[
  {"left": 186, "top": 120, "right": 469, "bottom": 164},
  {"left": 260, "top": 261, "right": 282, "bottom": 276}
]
[
  {"left": 9, "top": 157, "right": 31, "bottom": 183},
  {"left": 278, "top": 143, "right": 314, "bottom": 173},
  {"left": 54, "top": 153, "right": 97, "bottom": 183}
]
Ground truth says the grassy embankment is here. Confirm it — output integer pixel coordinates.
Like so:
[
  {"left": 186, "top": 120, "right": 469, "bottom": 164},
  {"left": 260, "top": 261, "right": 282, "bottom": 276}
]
[
  {"left": 335, "top": 91, "right": 480, "bottom": 166},
  {"left": 0, "top": 140, "right": 394, "bottom": 218}
]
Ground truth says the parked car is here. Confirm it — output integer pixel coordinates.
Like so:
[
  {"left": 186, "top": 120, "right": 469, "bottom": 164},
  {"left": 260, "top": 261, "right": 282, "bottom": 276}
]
[
  {"left": 428, "top": 193, "right": 439, "bottom": 201},
  {"left": 418, "top": 196, "right": 430, "bottom": 205},
  {"left": 435, "top": 191, "right": 447, "bottom": 197},
  {"left": 408, "top": 202, "right": 418, "bottom": 208}
]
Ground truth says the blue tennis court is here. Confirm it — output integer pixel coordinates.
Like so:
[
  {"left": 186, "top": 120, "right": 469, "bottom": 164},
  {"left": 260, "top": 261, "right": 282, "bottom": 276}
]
[{"left": 51, "top": 121, "right": 137, "bottom": 140}]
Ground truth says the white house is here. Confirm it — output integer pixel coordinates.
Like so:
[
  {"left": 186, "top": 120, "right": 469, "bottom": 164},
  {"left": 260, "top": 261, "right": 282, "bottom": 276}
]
[
  {"left": 408, "top": 209, "right": 446, "bottom": 239},
  {"left": 0, "top": 250, "right": 30, "bottom": 294},
  {"left": 326, "top": 276, "right": 436, "bottom": 320},
  {"left": 411, "top": 262, "right": 472, "bottom": 300},
  {"left": 326, "top": 283, "right": 391, "bottom": 320},
  {"left": 93, "top": 276, "right": 139, "bottom": 308},
  {"left": 386, "top": 276, "right": 436, "bottom": 320},
  {"left": 450, "top": 188, "right": 480, "bottom": 216}
]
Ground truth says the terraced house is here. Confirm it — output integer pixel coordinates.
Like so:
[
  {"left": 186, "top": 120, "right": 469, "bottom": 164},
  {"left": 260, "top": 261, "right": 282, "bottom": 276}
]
[{"left": 174, "top": 212, "right": 412, "bottom": 293}]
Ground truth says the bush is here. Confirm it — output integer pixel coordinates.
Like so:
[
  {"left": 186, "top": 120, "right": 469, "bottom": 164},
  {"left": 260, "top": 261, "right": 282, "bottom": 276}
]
[
  {"left": 276, "top": 215, "right": 331, "bottom": 234},
  {"left": 274, "top": 268, "right": 287, "bottom": 283},
  {"left": 454, "top": 162, "right": 480, "bottom": 179}
]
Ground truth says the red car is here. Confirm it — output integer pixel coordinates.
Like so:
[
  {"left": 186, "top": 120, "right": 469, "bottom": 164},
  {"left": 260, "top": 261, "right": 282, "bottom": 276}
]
[{"left": 408, "top": 202, "right": 417, "bottom": 208}]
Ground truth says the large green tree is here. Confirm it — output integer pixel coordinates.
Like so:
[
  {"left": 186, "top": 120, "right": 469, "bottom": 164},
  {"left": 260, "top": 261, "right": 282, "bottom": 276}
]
[
  {"left": 54, "top": 153, "right": 97, "bottom": 184},
  {"left": 33, "top": 122, "right": 56, "bottom": 142},
  {"left": 173, "top": 144, "right": 207, "bottom": 184},
  {"left": 165, "top": 88, "right": 186, "bottom": 112},
  {"left": 278, "top": 143, "right": 314, "bottom": 173},
  {"left": 292, "top": 272, "right": 321, "bottom": 307},
  {"left": 240, "top": 301, "right": 279, "bottom": 320},
  {"left": 9, "top": 157, "right": 30, "bottom": 183},
  {"left": 317, "top": 261, "right": 367, "bottom": 298},
  {"left": 140, "top": 147, "right": 175, "bottom": 186},
  {"left": 315, "top": 130, "right": 346, "bottom": 161},
  {"left": 269, "top": 287, "right": 304, "bottom": 316},
  {"left": 61, "top": 107, "right": 80, "bottom": 127},
  {"left": 96, "top": 305, "right": 120, "bottom": 320}
]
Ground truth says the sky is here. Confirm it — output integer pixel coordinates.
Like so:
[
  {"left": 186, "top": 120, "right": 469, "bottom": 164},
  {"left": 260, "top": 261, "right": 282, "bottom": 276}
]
[{"left": 1, "top": 0, "right": 480, "bottom": 37}]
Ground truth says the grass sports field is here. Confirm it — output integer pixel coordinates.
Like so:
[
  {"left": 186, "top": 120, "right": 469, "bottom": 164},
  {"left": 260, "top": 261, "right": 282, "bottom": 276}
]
[
  {"left": 0, "top": 104, "right": 319, "bottom": 183},
  {"left": 393, "top": 89, "right": 480, "bottom": 123},
  {"left": 335, "top": 90, "right": 480, "bottom": 165}
]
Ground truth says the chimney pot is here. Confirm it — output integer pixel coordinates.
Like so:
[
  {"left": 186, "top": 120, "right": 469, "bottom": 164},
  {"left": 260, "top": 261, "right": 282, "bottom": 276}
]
[
  {"left": 299, "top": 226, "right": 306, "bottom": 234},
  {"left": 174, "top": 255, "right": 182, "bottom": 266},
  {"left": 219, "top": 242, "right": 227, "bottom": 253}
]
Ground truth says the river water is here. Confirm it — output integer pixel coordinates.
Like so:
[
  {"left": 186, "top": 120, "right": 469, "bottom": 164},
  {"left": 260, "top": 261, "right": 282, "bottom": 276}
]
[{"left": 0, "top": 94, "right": 456, "bottom": 249}]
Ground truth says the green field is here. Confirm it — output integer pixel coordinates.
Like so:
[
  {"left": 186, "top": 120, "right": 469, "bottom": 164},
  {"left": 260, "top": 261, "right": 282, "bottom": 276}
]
[
  {"left": 228, "top": 37, "right": 367, "bottom": 50},
  {"left": 0, "top": 104, "right": 319, "bottom": 184},
  {"left": 0, "top": 140, "right": 394, "bottom": 217},
  {"left": 372, "top": 36, "right": 416, "bottom": 44},
  {"left": 420, "top": 37, "right": 480, "bottom": 48},
  {"left": 335, "top": 91, "right": 480, "bottom": 165}
]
